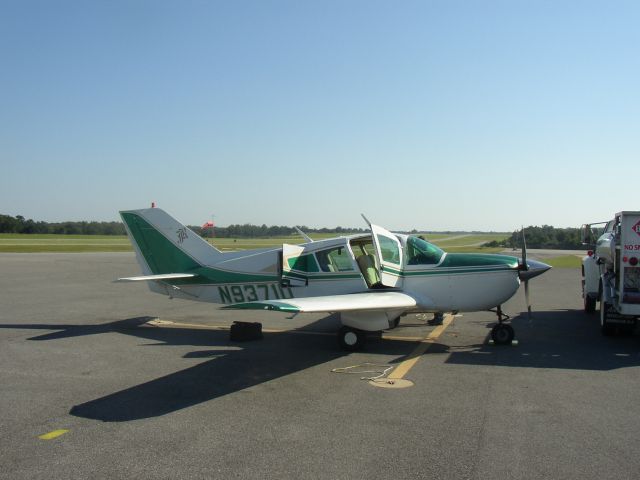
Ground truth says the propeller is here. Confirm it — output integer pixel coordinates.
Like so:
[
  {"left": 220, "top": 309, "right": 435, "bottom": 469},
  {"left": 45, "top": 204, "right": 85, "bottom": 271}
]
[
  {"left": 519, "top": 226, "right": 532, "bottom": 319},
  {"left": 516, "top": 227, "right": 552, "bottom": 318},
  {"left": 524, "top": 274, "right": 531, "bottom": 318}
]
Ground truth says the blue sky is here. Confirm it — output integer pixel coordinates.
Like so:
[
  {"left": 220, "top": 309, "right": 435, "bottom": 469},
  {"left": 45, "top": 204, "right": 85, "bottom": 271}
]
[{"left": 1, "top": 1, "right": 639, "bottom": 231}]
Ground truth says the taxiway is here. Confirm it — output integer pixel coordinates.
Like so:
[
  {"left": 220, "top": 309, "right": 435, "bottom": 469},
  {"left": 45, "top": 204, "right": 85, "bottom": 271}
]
[{"left": 1, "top": 253, "right": 640, "bottom": 479}]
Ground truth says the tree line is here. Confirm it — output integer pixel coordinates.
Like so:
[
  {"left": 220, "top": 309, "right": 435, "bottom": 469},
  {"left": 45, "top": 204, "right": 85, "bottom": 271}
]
[
  {"left": 484, "top": 225, "right": 582, "bottom": 250},
  {"left": 1, "top": 213, "right": 584, "bottom": 248},
  {"left": 0, "top": 214, "right": 126, "bottom": 235},
  {"left": 0, "top": 213, "right": 365, "bottom": 237}
]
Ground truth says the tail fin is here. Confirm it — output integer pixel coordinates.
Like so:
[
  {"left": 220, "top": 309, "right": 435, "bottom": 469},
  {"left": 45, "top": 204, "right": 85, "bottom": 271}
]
[{"left": 120, "top": 208, "right": 224, "bottom": 275}]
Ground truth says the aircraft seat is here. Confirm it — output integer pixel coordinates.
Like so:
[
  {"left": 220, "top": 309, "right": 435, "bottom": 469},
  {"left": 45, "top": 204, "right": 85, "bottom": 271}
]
[{"left": 357, "top": 254, "right": 381, "bottom": 288}]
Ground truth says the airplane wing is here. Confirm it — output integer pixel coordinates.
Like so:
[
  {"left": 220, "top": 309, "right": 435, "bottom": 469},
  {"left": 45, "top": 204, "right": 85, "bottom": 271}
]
[
  {"left": 116, "top": 273, "right": 196, "bottom": 282},
  {"left": 223, "top": 291, "right": 417, "bottom": 313}
]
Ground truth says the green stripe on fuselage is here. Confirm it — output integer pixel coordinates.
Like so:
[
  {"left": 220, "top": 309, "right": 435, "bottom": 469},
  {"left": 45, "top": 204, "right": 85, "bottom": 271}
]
[{"left": 385, "top": 253, "right": 519, "bottom": 277}]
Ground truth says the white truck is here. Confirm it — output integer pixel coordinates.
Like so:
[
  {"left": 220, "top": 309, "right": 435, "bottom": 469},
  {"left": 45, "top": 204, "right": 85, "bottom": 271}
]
[{"left": 582, "top": 211, "right": 640, "bottom": 335}]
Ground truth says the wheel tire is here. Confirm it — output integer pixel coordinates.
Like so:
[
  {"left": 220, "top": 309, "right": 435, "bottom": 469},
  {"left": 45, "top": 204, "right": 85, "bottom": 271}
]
[
  {"left": 600, "top": 298, "right": 615, "bottom": 336},
  {"left": 491, "top": 324, "right": 515, "bottom": 345},
  {"left": 584, "top": 294, "right": 596, "bottom": 313},
  {"left": 338, "top": 326, "right": 365, "bottom": 351},
  {"left": 620, "top": 325, "right": 635, "bottom": 336}
]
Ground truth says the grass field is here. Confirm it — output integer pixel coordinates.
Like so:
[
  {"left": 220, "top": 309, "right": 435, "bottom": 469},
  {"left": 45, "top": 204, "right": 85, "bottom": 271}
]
[
  {"left": 427, "top": 233, "right": 507, "bottom": 254},
  {"left": 430, "top": 234, "right": 508, "bottom": 247},
  {"left": 542, "top": 255, "right": 583, "bottom": 269},
  {"left": 3, "top": 232, "right": 588, "bottom": 268},
  {"left": 0, "top": 234, "right": 132, "bottom": 253},
  {"left": 0, "top": 232, "right": 509, "bottom": 253}
]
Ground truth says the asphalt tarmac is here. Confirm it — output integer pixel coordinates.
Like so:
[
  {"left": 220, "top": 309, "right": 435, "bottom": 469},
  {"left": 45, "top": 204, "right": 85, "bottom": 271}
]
[{"left": 2, "top": 253, "right": 640, "bottom": 479}]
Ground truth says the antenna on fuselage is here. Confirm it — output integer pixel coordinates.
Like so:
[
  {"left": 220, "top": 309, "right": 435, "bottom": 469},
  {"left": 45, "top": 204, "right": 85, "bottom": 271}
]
[
  {"left": 294, "top": 226, "right": 313, "bottom": 243},
  {"left": 361, "top": 214, "right": 372, "bottom": 228}
]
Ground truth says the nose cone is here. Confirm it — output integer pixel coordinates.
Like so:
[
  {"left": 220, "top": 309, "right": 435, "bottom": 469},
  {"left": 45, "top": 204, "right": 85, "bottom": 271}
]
[{"left": 519, "top": 259, "right": 552, "bottom": 281}]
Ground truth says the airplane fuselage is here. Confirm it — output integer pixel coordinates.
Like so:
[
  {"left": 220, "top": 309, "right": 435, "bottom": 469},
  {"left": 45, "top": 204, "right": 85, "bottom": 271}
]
[
  {"left": 147, "top": 233, "right": 522, "bottom": 315},
  {"left": 119, "top": 207, "right": 550, "bottom": 346}
]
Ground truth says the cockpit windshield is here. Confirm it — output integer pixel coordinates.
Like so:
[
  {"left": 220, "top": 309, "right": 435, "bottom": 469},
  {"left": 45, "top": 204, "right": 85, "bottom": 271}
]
[{"left": 406, "top": 236, "right": 444, "bottom": 265}]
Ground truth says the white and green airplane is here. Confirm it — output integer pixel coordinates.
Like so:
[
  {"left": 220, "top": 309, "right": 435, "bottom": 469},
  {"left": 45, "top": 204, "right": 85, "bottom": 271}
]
[{"left": 118, "top": 207, "right": 551, "bottom": 350}]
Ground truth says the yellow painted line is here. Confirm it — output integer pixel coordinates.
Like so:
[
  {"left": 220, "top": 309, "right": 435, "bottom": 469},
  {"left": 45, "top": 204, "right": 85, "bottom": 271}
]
[
  {"left": 388, "top": 314, "right": 453, "bottom": 380},
  {"left": 382, "top": 334, "right": 427, "bottom": 342},
  {"left": 38, "top": 429, "right": 69, "bottom": 440}
]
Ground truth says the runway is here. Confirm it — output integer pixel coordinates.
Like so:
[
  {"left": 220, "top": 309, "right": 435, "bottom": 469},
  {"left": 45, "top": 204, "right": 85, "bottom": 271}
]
[{"left": 2, "top": 253, "right": 640, "bottom": 479}]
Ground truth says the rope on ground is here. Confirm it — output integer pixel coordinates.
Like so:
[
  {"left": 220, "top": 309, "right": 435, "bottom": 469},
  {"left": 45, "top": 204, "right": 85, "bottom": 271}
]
[{"left": 331, "top": 363, "right": 394, "bottom": 381}]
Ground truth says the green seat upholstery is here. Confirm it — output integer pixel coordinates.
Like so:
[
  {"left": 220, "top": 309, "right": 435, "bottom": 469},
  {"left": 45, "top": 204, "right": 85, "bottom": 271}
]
[{"left": 357, "top": 254, "right": 381, "bottom": 288}]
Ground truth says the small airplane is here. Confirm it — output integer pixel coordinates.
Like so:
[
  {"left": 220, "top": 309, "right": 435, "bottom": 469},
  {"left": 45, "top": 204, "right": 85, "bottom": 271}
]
[{"left": 118, "top": 207, "right": 551, "bottom": 350}]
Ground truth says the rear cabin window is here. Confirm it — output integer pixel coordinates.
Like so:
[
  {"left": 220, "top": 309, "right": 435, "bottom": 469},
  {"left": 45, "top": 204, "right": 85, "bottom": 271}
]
[
  {"left": 406, "top": 236, "right": 444, "bottom": 265},
  {"left": 316, "top": 247, "right": 354, "bottom": 272},
  {"left": 287, "top": 254, "right": 320, "bottom": 273}
]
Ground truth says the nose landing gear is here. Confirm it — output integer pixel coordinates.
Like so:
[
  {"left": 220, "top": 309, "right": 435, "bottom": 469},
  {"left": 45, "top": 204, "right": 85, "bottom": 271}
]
[{"left": 490, "top": 305, "right": 515, "bottom": 345}]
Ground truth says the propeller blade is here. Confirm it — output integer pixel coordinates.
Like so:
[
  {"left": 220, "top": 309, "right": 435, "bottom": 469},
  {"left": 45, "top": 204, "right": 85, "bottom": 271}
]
[
  {"left": 521, "top": 226, "right": 528, "bottom": 271},
  {"left": 524, "top": 279, "right": 532, "bottom": 319}
]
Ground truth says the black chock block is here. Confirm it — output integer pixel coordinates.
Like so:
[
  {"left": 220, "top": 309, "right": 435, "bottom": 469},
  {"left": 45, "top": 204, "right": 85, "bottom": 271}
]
[{"left": 229, "top": 321, "right": 263, "bottom": 342}]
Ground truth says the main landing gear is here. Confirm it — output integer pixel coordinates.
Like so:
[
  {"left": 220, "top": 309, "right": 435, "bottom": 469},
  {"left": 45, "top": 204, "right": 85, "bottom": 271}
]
[
  {"left": 338, "top": 326, "right": 366, "bottom": 351},
  {"left": 490, "top": 305, "right": 515, "bottom": 345}
]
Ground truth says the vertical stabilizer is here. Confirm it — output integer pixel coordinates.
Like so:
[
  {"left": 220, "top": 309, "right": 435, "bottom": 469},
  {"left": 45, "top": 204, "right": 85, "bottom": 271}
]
[{"left": 120, "top": 208, "right": 224, "bottom": 275}]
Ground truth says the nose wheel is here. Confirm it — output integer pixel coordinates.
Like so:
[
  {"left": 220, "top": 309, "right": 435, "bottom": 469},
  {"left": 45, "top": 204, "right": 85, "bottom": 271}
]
[
  {"left": 490, "top": 306, "right": 515, "bottom": 345},
  {"left": 491, "top": 323, "right": 515, "bottom": 344}
]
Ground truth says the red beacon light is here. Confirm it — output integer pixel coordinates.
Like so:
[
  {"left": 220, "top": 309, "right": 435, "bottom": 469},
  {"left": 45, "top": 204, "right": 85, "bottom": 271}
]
[{"left": 587, "top": 250, "right": 594, "bottom": 257}]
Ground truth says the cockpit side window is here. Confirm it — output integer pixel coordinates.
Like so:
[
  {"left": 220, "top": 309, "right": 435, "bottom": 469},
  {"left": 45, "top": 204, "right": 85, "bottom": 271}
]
[{"left": 406, "top": 236, "right": 444, "bottom": 265}]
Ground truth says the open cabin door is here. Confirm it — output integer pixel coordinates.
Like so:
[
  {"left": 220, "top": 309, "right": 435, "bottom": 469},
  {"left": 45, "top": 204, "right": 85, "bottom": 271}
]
[
  {"left": 281, "top": 243, "right": 317, "bottom": 286},
  {"left": 370, "top": 224, "right": 404, "bottom": 288}
]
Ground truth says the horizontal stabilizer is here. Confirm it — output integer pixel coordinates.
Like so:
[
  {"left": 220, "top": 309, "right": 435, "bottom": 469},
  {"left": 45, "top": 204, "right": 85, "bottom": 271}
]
[
  {"left": 117, "top": 273, "right": 196, "bottom": 282},
  {"left": 223, "top": 291, "right": 417, "bottom": 313}
]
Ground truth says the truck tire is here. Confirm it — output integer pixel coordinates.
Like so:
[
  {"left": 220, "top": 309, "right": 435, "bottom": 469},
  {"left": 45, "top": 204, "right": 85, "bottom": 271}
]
[
  {"left": 599, "top": 297, "right": 615, "bottom": 336},
  {"left": 584, "top": 294, "right": 596, "bottom": 313}
]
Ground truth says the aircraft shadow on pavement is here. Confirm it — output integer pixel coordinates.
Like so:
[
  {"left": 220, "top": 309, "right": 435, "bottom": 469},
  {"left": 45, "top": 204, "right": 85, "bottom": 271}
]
[
  {"left": 0, "top": 316, "right": 414, "bottom": 422},
  {"left": 446, "top": 309, "right": 640, "bottom": 371},
  {"left": 0, "top": 316, "right": 156, "bottom": 341}
]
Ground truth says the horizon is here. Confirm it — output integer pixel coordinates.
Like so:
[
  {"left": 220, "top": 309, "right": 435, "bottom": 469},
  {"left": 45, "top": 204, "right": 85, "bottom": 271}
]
[
  {"left": 1, "top": 209, "right": 580, "bottom": 233},
  {"left": 0, "top": 205, "right": 610, "bottom": 231}
]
